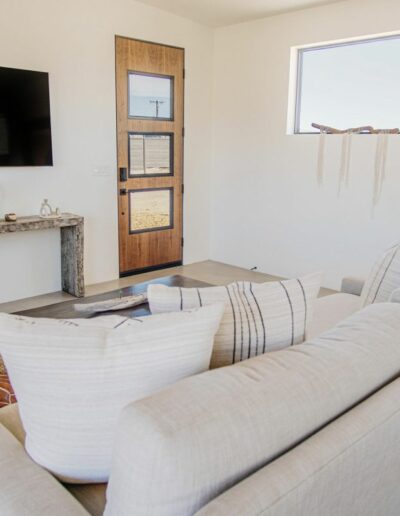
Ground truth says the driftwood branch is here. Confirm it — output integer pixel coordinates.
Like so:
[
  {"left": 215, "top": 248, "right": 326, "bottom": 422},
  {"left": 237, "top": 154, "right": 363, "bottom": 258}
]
[{"left": 312, "top": 123, "right": 400, "bottom": 134}]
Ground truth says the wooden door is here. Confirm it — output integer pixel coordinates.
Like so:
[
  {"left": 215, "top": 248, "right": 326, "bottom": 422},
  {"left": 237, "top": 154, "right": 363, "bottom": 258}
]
[{"left": 115, "top": 36, "right": 184, "bottom": 276}]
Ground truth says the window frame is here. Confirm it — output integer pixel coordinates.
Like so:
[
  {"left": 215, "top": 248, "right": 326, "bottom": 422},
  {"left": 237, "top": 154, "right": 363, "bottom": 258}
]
[
  {"left": 128, "top": 187, "right": 174, "bottom": 235},
  {"left": 293, "top": 33, "right": 400, "bottom": 134},
  {"left": 128, "top": 132, "right": 174, "bottom": 178},
  {"left": 127, "top": 70, "right": 175, "bottom": 122}
]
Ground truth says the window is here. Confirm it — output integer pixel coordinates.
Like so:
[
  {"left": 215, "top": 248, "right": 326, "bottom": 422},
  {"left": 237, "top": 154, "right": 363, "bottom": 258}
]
[
  {"left": 128, "top": 72, "right": 173, "bottom": 120},
  {"left": 129, "top": 188, "right": 173, "bottom": 233},
  {"left": 128, "top": 133, "right": 173, "bottom": 176},
  {"left": 294, "top": 34, "right": 400, "bottom": 133}
]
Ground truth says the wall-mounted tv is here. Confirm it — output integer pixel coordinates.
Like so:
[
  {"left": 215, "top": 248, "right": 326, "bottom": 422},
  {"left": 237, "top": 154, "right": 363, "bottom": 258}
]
[{"left": 0, "top": 66, "right": 53, "bottom": 167}]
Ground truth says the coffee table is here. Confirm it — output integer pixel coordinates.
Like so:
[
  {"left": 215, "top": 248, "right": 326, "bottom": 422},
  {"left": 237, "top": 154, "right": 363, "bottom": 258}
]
[{"left": 17, "top": 275, "right": 211, "bottom": 319}]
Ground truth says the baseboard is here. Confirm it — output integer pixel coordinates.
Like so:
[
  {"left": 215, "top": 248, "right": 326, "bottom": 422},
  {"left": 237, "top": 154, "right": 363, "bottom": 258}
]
[{"left": 119, "top": 261, "right": 183, "bottom": 278}]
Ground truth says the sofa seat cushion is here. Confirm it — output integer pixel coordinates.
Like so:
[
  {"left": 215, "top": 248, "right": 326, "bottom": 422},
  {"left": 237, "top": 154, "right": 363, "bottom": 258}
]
[
  {"left": 307, "top": 293, "right": 361, "bottom": 339},
  {"left": 66, "top": 483, "right": 107, "bottom": 516},
  {"left": 0, "top": 402, "right": 25, "bottom": 444},
  {"left": 0, "top": 424, "right": 89, "bottom": 515},
  {"left": 105, "top": 303, "right": 400, "bottom": 516}
]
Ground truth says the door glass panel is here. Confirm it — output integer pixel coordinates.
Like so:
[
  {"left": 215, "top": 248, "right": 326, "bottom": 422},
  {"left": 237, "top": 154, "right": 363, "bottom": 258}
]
[
  {"left": 128, "top": 72, "right": 173, "bottom": 119},
  {"left": 129, "top": 188, "right": 173, "bottom": 233},
  {"left": 129, "top": 134, "right": 172, "bottom": 176}
]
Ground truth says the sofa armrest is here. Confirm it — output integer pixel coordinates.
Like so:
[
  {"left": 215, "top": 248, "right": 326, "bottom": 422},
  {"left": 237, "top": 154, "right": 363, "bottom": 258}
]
[
  {"left": 341, "top": 277, "right": 365, "bottom": 296},
  {"left": 390, "top": 288, "right": 400, "bottom": 303},
  {"left": 0, "top": 424, "right": 89, "bottom": 515}
]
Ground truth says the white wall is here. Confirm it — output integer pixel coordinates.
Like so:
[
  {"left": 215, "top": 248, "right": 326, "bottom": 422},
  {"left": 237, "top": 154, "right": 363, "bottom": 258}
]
[
  {"left": 0, "top": 0, "right": 213, "bottom": 302},
  {"left": 211, "top": 0, "right": 400, "bottom": 289},
  {"left": 3, "top": 0, "right": 400, "bottom": 302}
]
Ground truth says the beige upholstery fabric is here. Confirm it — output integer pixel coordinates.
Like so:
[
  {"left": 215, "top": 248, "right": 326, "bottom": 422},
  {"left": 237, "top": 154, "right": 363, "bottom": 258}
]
[
  {"left": 0, "top": 403, "right": 107, "bottom": 515},
  {"left": 0, "top": 402, "right": 25, "bottom": 444},
  {"left": 0, "top": 424, "right": 89, "bottom": 515},
  {"left": 341, "top": 276, "right": 365, "bottom": 296},
  {"left": 361, "top": 243, "right": 400, "bottom": 305},
  {"left": 307, "top": 293, "right": 361, "bottom": 340},
  {"left": 0, "top": 305, "right": 224, "bottom": 483},
  {"left": 105, "top": 303, "right": 400, "bottom": 516},
  {"left": 197, "top": 378, "right": 400, "bottom": 516},
  {"left": 148, "top": 273, "right": 322, "bottom": 368},
  {"left": 66, "top": 483, "right": 107, "bottom": 516},
  {"left": 390, "top": 287, "right": 400, "bottom": 303}
]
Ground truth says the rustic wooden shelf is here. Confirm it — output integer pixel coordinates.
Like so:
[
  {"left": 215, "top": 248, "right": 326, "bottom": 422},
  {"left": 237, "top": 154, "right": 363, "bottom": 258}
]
[{"left": 0, "top": 213, "right": 84, "bottom": 298}]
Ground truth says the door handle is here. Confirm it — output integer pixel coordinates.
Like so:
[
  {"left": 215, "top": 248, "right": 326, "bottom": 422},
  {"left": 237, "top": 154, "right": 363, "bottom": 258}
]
[
  {"left": 120, "top": 188, "right": 127, "bottom": 196},
  {"left": 119, "top": 167, "right": 127, "bottom": 182}
]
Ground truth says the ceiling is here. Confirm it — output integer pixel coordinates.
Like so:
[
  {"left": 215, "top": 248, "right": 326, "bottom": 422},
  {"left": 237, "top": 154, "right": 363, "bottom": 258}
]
[{"left": 135, "top": 0, "right": 346, "bottom": 27}]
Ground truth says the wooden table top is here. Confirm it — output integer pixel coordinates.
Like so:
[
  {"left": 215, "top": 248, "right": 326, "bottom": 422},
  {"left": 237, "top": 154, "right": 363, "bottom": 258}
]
[
  {"left": 0, "top": 213, "right": 83, "bottom": 234},
  {"left": 17, "top": 275, "right": 211, "bottom": 319}
]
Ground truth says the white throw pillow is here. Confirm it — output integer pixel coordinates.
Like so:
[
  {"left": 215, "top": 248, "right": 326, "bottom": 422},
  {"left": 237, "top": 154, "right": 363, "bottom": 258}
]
[
  {"left": 0, "top": 304, "right": 224, "bottom": 483},
  {"left": 361, "top": 243, "right": 400, "bottom": 306},
  {"left": 148, "top": 273, "right": 322, "bottom": 369}
]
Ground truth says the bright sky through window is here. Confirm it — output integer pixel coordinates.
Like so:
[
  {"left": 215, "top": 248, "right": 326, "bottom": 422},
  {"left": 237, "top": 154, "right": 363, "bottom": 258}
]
[{"left": 295, "top": 35, "right": 400, "bottom": 133}]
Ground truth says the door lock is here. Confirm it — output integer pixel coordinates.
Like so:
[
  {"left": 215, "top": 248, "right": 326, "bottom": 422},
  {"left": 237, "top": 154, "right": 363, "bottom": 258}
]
[{"left": 119, "top": 167, "right": 127, "bottom": 182}]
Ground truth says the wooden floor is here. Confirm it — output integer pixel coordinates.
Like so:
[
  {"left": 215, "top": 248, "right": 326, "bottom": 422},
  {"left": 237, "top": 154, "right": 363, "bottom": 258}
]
[{"left": 0, "top": 260, "right": 335, "bottom": 314}]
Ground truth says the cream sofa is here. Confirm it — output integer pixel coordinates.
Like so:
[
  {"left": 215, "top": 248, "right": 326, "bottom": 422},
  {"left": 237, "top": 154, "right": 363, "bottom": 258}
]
[{"left": 3, "top": 278, "right": 400, "bottom": 516}]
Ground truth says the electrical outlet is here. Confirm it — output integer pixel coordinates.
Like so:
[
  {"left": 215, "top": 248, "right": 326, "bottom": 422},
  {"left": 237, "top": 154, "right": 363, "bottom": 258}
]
[{"left": 93, "top": 166, "right": 111, "bottom": 177}]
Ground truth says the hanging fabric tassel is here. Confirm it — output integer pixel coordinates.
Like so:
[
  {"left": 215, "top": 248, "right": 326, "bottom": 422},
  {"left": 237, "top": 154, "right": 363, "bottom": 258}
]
[
  {"left": 373, "top": 131, "right": 389, "bottom": 209},
  {"left": 345, "top": 131, "right": 352, "bottom": 187},
  {"left": 373, "top": 133, "right": 383, "bottom": 208},
  {"left": 317, "top": 129, "right": 326, "bottom": 186},
  {"left": 378, "top": 131, "right": 389, "bottom": 199},
  {"left": 338, "top": 130, "right": 352, "bottom": 196}
]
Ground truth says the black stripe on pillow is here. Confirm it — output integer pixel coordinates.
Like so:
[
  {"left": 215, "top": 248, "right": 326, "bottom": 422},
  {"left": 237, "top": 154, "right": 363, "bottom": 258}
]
[
  {"left": 297, "top": 278, "right": 307, "bottom": 341},
  {"left": 280, "top": 282, "right": 294, "bottom": 346},
  {"left": 225, "top": 286, "right": 237, "bottom": 364},
  {"left": 249, "top": 283, "right": 266, "bottom": 353}
]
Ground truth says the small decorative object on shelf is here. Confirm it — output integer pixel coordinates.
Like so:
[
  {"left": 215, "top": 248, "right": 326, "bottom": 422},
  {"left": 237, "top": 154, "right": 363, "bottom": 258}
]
[
  {"left": 39, "top": 199, "right": 62, "bottom": 219},
  {"left": 4, "top": 213, "right": 17, "bottom": 222},
  {"left": 40, "top": 199, "right": 52, "bottom": 217}
]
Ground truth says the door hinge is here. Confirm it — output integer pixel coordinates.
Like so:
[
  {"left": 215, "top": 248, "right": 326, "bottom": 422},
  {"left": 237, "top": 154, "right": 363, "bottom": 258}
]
[
  {"left": 181, "top": 237, "right": 184, "bottom": 247},
  {"left": 181, "top": 184, "right": 184, "bottom": 194},
  {"left": 182, "top": 127, "right": 185, "bottom": 137},
  {"left": 183, "top": 68, "right": 186, "bottom": 79}
]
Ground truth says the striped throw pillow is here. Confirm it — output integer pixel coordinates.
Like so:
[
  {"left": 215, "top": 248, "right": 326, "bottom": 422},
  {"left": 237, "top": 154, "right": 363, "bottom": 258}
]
[
  {"left": 148, "top": 273, "right": 322, "bottom": 369},
  {"left": 361, "top": 243, "right": 400, "bottom": 306},
  {"left": 0, "top": 304, "right": 224, "bottom": 483}
]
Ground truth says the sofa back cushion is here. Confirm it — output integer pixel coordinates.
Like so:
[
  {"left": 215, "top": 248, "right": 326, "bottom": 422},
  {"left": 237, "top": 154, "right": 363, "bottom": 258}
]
[
  {"left": 105, "top": 303, "right": 400, "bottom": 516},
  {"left": 148, "top": 273, "right": 321, "bottom": 368},
  {"left": 361, "top": 243, "right": 400, "bottom": 305},
  {"left": 0, "top": 304, "right": 224, "bottom": 483},
  {"left": 197, "top": 378, "right": 400, "bottom": 516}
]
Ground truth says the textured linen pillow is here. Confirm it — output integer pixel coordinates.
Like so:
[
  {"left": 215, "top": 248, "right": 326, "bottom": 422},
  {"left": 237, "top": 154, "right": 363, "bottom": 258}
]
[
  {"left": 148, "top": 272, "right": 322, "bottom": 369},
  {"left": 361, "top": 243, "right": 400, "bottom": 306},
  {"left": 0, "top": 304, "right": 224, "bottom": 484}
]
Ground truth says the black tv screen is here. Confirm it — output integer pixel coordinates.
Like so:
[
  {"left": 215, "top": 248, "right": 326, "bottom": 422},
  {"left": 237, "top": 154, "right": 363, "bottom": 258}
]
[{"left": 0, "top": 66, "right": 53, "bottom": 166}]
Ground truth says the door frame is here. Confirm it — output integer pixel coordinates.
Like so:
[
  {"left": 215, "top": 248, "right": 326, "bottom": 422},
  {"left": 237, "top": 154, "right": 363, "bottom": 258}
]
[{"left": 114, "top": 35, "right": 185, "bottom": 277}]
